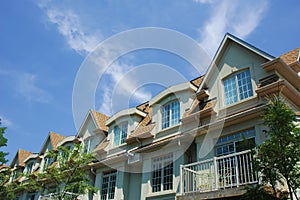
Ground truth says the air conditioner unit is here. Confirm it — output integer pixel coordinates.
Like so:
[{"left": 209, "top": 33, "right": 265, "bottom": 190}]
[{"left": 128, "top": 153, "right": 141, "bottom": 165}]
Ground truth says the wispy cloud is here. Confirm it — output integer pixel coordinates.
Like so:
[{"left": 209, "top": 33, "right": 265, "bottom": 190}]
[
  {"left": 0, "top": 115, "right": 13, "bottom": 127},
  {"left": 38, "top": 1, "right": 102, "bottom": 55},
  {"left": 0, "top": 69, "right": 52, "bottom": 103},
  {"left": 196, "top": 0, "right": 269, "bottom": 56},
  {"left": 98, "top": 62, "right": 152, "bottom": 116},
  {"left": 15, "top": 73, "right": 52, "bottom": 103}
]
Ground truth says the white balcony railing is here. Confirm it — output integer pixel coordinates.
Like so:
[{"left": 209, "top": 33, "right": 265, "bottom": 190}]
[
  {"left": 180, "top": 150, "right": 258, "bottom": 194},
  {"left": 38, "top": 192, "right": 82, "bottom": 200}
]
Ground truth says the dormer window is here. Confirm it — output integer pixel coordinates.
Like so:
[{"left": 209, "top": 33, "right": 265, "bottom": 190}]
[
  {"left": 26, "top": 162, "right": 34, "bottom": 175},
  {"left": 223, "top": 70, "right": 253, "bottom": 105},
  {"left": 84, "top": 138, "right": 91, "bottom": 153},
  {"left": 162, "top": 100, "right": 180, "bottom": 129},
  {"left": 114, "top": 122, "right": 128, "bottom": 146}
]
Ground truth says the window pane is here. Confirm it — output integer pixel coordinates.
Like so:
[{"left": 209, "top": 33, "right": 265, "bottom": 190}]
[
  {"left": 101, "top": 171, "right": 116, "bottom": 200},
  {"left": 114, "top": 127, "right": 120, "bottom": 146},
  {"left": 237, "top": 70, "right": 253, "bottom": 100},
  {"left": 224, "top": 76, "right": 237, "bottom": 105},
  {"left": 152, "top": 154, "right": 173, "bottom": 193},
  {"left": 162, "top": 104, "right": 170, "bottom": 129},
  {"left": 171, "top": 101, "right": 180, "bottom": 126},
  {"left": 120, "top": 122, "right": 128, "bottom": 144}
]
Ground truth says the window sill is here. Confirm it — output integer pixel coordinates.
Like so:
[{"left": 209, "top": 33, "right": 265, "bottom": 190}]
[
  {"left": 220, "top": 95, "right": 258, "bottom": 116},
  {"left": 157, "top": 124, "right": 181, "bottom": 136},
  {"left": 146, "top": 190, "right": 176, "bottom": 198}
]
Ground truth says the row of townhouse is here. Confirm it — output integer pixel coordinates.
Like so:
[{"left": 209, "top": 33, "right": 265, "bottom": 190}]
[{"left": 3, "top": 33, "right": 300, "bottom": 200}]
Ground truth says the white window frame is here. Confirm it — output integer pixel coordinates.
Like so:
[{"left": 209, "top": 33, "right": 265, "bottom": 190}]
[
  {"left": 26, "top": 162, "right": 34, "bottom": 175},
  {"left": 223, "top": 69, "right": 253, "bottom": 106},
  {"left": 151, "top": 153, "right": 174, "bottom": 193},
  {"left": 215, "top": 129, "right": 256, "bottom": 156},
  {"left": 161, "top": 100, "right": 180, "bottom": 129},
  {"left": 84, "top": 138, "right": 92, "bottom": 153},
  {"left": 101, "top": 171, "right": 117, "bottom": 200},
  {"left": 114, "top": 122, "right": 128, "bottom": 146}
]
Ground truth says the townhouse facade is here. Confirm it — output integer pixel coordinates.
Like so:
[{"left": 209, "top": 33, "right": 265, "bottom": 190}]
[{"left": 3, "top": 33, "right": 300, "bottom": 200}]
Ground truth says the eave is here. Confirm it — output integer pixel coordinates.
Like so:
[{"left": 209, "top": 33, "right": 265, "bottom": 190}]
[{"left": 262, "top": 58, "right": 300, "bottom": 91}]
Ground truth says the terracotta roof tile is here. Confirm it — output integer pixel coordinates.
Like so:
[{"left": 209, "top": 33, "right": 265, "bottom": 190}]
[
  {"left": 136, "top": 102, "right": 149, "bottom": 112},
  {"left": 17, "top": 149, "right": 32, "bottom": 167},
  {"left": 190, "top": 76, "right": 204, "bottom": 88},
  {"left": 280, "top": 47, "right": 300, "bottom": 65},
  {"left": 128, "top": 123, "right": 155, "bottom": 140},
  {"left": 49, "top": 132, "right": 66, "bottom": 150},
  {"left": 90, "top": 110, "right": 109, "bottom": 132}
]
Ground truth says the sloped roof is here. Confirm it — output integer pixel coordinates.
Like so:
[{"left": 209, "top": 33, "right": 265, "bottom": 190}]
[
  {"left": 280, "top": 47, "right": 300, "bottom": 66},
  {"left": 197, "top": 33, "right": 274, "bottom": 92},
  {"left": 190, "top": 75, "right": 204, "bottom": 88},
  {"left": 49, "top": 131, "right": 66, "bottom": 150},
  {"left": 11, "top": 149, "right": 32, "bottom": 167},
  {"left": 90, "top": 110, "right": 109, "bottom": 132}
]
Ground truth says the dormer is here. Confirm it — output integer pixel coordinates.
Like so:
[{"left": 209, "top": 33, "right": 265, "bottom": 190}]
[
  {"left": 39, "top": 131, "right": 65, "bottom": 171},
  {"left": 106, "top": 107, "right": 147, "bottom": 148},
  {"left": 23, "top": 154, "right": 39, "bottom": 175},
  {"left": 149, "top": 82, "right": 197, "bottom": 133},
  {"left": 196, "top": 33, "right": 274, "bottom": 112},
  {"left": 9, "top": 149, "right": 32, "bottom": 182},
  {"left": 76, "top": 110, "right": 109, "bottom": 153}
]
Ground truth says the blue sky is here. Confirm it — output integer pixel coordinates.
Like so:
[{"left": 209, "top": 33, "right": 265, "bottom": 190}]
[{"left": 0, "top": 0, "right": 299, "bottom": 163}]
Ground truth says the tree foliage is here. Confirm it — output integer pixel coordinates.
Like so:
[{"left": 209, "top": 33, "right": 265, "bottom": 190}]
[
  {"left": 25, "top": 143, "right": 98, "bottom": 200},
  {"left": 255, "top": 97, "right": 300, "bottom": 200},
  {"left": 0, "top": 119, "right": 8, "bottom": 165}
]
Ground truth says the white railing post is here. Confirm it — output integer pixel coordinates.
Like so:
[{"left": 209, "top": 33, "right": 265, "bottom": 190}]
[
  {"left": 213, "top": 156, "right": 218, "bottom": 190},
  {"left": 180, "top": 164, "right": 184, "bottom": 195},
  {"left": 235, "top": 154, "right": 239, "bottom": 187}
]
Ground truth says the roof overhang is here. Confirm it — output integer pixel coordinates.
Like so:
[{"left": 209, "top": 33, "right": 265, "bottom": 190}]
[
  {"left": 149, "top": 82, "right": 197, "bottom": 106},
  {"left": 57, "top": 136, "right": 76, "bottom": 147},
  {"left": 262, "top": 58, "right": 300, "bottom": 90},
  {"left": 106, "top": 108, "right": 147, "bottom": 126},
  {"left": 197, "top": 33, "right": 274, "bottom": 93}
]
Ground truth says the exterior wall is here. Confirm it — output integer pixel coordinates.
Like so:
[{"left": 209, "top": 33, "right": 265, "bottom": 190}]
[{"left": 206, "top": 41, "right": 270, "bottom": 111}]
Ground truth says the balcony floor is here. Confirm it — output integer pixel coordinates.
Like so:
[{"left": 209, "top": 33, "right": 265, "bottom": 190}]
[{"left": 177, "top": 185, "right": 250, "bottom": 200}]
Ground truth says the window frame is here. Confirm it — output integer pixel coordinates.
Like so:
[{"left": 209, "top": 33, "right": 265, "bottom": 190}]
[
  {"left": 151, "top": 153, "right": 174, "bottom": 193},
  {"left": 26, "top": 161, "right": 34, "bottom": 175},
  {"left": 113, "top": 122, "right": 128, "bottom": 146},
  {"left": 161, "top": 100, "right": 180, "bottom": 130},
  {"left": 215, "top": 129, "right": 256, "bottom": 157},
  {"left": 223, "top": 69, "right": 253, "bottom": 106},
  {"left": 101, "top": 171, "right": 117, "bottom": 200}
]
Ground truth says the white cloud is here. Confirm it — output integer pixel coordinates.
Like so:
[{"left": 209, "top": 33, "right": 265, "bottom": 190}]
[
  {"left": 0, "top": 115, "right": 13, "bottom": 127},
  {"left": 193, "top": 0, "right": 214, "bottom": 4},
  {"left": 15, "top": 73, "right": 53, "bottom": 103},
  {"left": 197, "top": 0, "right": 269, "bottom": 56},
  {"left": 38, "top": 2, "right": 102, "bottom": 55},
  {"left": 0, "top": 69, "right": 52, "bottom": 103},
  {"left": 98, "top": 62, "right": 152, "bottom": 116}
]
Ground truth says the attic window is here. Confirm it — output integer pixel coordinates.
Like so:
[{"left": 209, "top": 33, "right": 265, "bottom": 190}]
[
  {"left": 162, "top": 100, "right": 180, "bottom": 129},
  {"left": 114, "top": 122, "right": 128, "bottom": 146},
  {"left": 223, "top": 69, "right": 253, "bottom": 105}
]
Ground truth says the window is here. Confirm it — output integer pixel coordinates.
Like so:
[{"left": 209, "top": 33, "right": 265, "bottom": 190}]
[
  {"left": 26, "top": 162, "right": 34, "bottom": 175},
  {"left": 162, "top": 100, "right": 180, "bottom": 129},
  {"left": 216, "top": 129, "right": 256, "bottom": 156},
  {"left": 223, "top": 70, "right": 253, "bottom": 105},
  {"left": 151, "top": 154, "right": 173, "bottom": 192},
  {"left": 84, "top": 138, "right": 91, "bottom": 153},
  {"left": 101, "top": 171, "right": 117, "bottom": 200},
  {"left": 114, "top": 122, "right": 128, "bottom": 146},
  {"left": 43, "top": 156, "right": 53, "bottom": 171}
]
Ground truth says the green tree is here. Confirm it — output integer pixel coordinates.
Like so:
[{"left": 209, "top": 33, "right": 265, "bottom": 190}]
[
  {"left": 26, "top": 143, "right": 98, "bottom": 200},
  {"left": 256, "top": 97, "right": 300, "bottom": 200},
  {"left": 0, "top": 119, "right": 8, "bottom": 164}
]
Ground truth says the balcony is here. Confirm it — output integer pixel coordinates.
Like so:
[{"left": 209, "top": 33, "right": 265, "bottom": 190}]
[{"left": 179, "top": 150, "right": 258, "bottom": 198}]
